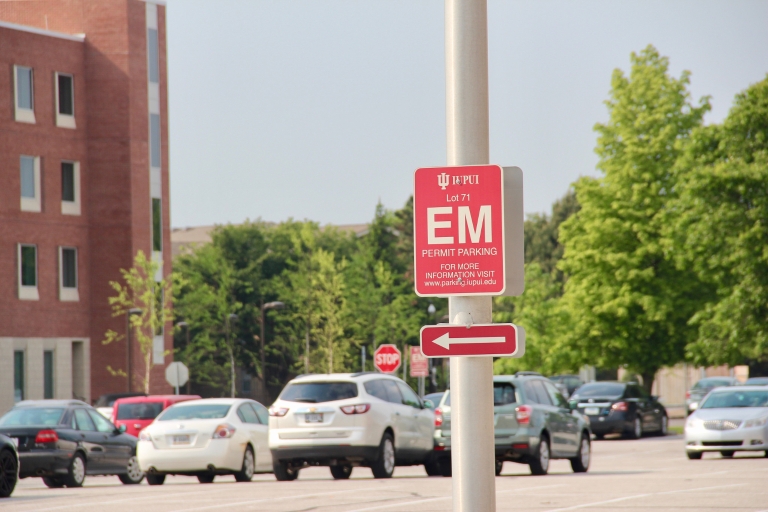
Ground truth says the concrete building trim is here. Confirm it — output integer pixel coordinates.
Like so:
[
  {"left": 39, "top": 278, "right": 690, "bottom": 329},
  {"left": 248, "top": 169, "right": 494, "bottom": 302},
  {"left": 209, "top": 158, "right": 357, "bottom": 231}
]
[{"left": 0, "top": 20, "right": 85, "bottom": 42}]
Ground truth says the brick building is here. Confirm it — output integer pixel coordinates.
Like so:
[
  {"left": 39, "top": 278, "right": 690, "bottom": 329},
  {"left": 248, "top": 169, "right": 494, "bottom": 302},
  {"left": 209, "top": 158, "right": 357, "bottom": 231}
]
[{"left": 0, "top": 0, "right": 172, "bottom": 414}]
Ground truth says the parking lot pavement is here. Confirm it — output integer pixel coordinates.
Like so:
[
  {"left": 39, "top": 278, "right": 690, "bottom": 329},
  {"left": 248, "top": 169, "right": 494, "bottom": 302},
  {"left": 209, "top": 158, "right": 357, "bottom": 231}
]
[{"left": 5, "top": 435, "right": 768, "bottom": 512}]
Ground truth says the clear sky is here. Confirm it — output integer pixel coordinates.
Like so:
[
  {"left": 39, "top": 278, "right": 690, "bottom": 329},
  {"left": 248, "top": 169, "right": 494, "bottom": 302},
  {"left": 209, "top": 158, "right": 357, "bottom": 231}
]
[{"left": 166, "top": 0, "right": 768, "bottom": 229}]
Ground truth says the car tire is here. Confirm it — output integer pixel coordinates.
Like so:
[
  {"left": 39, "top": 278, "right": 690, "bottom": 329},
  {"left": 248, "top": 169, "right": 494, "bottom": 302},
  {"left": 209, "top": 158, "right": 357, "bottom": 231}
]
[
  {"left": 625, "top": 417, "right": 642, "bottom": 440},
  {"left": 197, "top": 473, "right": 215, "bottom": 484},
  {"left": 42, "top": 477, "right": 65, "bottom": 489},
  {"left": 234, "top": 446, "right": 255, "bottom": 482},
  {"left": 118, "top": 455, "right": 145, "bottom": 485},
  {"left": 146, "top": 474, "right": 166, "bottom": 485},
  {"left": 686, "top": 451, "right": 703, "bottom": 460},
  {"left": 63, "top": 453, "right": 86, "bottom": 488},
  {"left": 570, "top": 434, "right": 591, "bottom": 473},
  {"left": 330, "top": 465, "right": 353, "bottom": 480},
  {"left": 495, "top": 459, "right": 503, "bottom": 476},
  {"left": 273, "top": 460, "right": 299, "bottom": 481},
  {"left": 594, "top": 433, "right": 605, "bottom": 440},
  {"left": 658, "top": 415, "right": 668, "bottom": 436},
  {"left": 529, "top": 435, "right": 550, "bottom": 476},
  {"left": 720, "top": 451, "right": 735, "bottom": 458},
  {"left": 439, "top": 458, "right": 452, "bottom": 477},
  {"left": 424, "top": 460, "right": 441, "bottom": 476},
  {"left": 370, "top": 433, "right": 396, "bottom": 479},
  {"left": 0, "top": 449, "right": 18, "bottom": 498}
]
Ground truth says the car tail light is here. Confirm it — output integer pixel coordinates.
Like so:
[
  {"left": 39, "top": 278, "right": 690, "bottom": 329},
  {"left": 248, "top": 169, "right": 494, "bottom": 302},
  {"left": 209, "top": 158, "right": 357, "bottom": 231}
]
[
  {"left": 212, "top": 423, "right": 236, "bottom": 439},
  {"left": 515, "top": 405, "right": 532, "bottom": 425},
  {"left": 139, "top": 430, "right": 151, "bottom": 441},
  {"left": 35, "top": 430, "right": 59, "bottom": 444},
  {"left": 611, "top": 401, "right": 629, "bottom": 412},
  {"left": 434, "top": 408, "right": 443, "bottom": 427},
  {"left": 685, "top": 391, "right": 691, "bottom": 399},
  {"left": 269, "top": 406, "right": 289, "bottom": 417},
  {"left": 341, "top": 404, "right": 371, "bottom": 415}
]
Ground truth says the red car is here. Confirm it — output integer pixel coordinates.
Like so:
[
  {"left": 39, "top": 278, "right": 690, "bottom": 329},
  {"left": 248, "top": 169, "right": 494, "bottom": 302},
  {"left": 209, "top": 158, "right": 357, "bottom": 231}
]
[{"left": 111, "top": 395, "right": 200, "bottom": 437}]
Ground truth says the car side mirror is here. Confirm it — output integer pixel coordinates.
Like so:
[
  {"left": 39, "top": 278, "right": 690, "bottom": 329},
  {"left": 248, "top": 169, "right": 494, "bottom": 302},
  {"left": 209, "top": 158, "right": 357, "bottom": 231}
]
[
  {"left": 424, "top": 399, "right": 434, "bottom": 410},
  {"left": 117, "top": 424, "right": 127, "bottom": 434},
  {"left": 568, "top": 400, "right": 578, "bottom": 411}
]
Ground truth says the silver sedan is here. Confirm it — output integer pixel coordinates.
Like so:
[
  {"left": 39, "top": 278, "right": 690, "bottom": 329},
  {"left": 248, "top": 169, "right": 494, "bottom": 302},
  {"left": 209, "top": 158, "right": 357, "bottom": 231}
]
[{"left": 685, "top": 386, "right": 768, "bottom": 459}]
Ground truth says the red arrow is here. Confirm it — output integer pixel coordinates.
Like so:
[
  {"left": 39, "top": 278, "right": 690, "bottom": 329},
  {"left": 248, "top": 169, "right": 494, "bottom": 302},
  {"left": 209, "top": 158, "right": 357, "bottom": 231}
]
[{"left": 420, "top": 323, "right": 525, "bottom": 358}]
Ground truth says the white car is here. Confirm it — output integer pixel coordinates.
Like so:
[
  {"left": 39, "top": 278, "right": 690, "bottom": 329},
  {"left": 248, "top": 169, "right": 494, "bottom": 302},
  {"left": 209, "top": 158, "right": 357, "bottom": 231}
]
[
  {"left": 685, "top": 386, "right": 768, "bottom": 459},
  {"left": 269, "top": 373, "right": 435, "bottom": 480},
  {"left": 137, "top": 398, "right": 272, "bottom": 484}
]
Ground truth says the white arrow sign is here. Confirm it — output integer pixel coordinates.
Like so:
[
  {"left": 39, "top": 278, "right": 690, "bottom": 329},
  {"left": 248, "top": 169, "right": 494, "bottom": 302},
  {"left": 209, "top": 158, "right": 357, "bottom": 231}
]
[{"left": 432, "top": 333, "right": 506, "bottom": 350}]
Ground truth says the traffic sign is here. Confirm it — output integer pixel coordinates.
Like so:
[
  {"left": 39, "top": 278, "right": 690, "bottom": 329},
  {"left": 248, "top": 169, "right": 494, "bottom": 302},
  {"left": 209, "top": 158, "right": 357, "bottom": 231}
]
[
  {"left": 165, "top": 361, "right": 189, "bottom": 389},
  {"left": 420, "top": 324, "right": 525, "bottom": 358},
  {"left": 374, "top": 344, "right": 401, "bottom": 374},
  {"left": 413, "top": 165, "right": 524, "bottom": 297},
  {"left": 409, "top": 346, "right": 429, "bottom": 377}
]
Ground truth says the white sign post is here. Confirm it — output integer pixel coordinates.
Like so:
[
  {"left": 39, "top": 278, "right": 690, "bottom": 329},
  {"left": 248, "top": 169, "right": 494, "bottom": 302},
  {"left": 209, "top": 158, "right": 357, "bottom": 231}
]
[{"left": 165, "top": 362, "right": 189, "bottom": 395}]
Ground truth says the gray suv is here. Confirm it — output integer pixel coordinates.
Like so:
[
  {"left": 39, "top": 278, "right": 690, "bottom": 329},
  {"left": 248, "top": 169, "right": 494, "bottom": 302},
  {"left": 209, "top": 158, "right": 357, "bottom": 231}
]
[{"left": 431, "top": 373, "right": 592, "bottom": 476}]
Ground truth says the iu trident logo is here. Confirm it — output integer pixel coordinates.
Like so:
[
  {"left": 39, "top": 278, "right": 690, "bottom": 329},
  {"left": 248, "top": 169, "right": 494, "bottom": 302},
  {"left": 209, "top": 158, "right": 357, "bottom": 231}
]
[{"left": 438, "top": 172, "right": 449, "bottom": 190}]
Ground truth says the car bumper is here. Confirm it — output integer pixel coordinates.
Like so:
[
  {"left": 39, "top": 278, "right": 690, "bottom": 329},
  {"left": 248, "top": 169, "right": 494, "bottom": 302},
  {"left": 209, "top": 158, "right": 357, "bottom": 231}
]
[
  {"left": 270, "top": 444, "right": 380, "bottom": 464},
  {"left": 587, "top": 414, "right": 628, "bottom": 435},
  {"left": 685, "top": 428, "right": 767, "bottom": 452},
  {"left": 18, "top": 450, "right": 75, "bottom": 479},
  {"left": 137, "top": 440, "right": 243, "bottom": 474}
]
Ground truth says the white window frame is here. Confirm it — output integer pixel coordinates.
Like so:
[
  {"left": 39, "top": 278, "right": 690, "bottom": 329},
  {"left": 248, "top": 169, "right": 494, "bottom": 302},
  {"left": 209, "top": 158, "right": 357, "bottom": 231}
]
[
  {"left": 59, "top": 246, "right": 79, "bottom": 302},
  {"left": 61, "top": 161, "right": 81, "bottom": 216},
  {"left": 14, "top": 65, "right": 36, "bottom": 124},
  {"left": 18, "top": 244, "right": 39, "bottom": 301},
  {"left": 20, "top": 156, "right": 42, "bottom": 213},
  {"left": 55, "top": 72, "right": 76, "bottom": 129}
]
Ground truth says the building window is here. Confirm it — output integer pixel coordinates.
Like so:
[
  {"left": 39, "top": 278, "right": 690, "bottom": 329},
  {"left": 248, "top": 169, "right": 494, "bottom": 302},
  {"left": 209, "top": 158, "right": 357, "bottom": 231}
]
[
  {"left": 148, "top": 28, "right": 159, "bottom": 84},
  {"left": 20, "top": 156, "right": 41, "bottom": 212},
  {"left": 18, "top": 244, "right": 39, "bottom": 300},
  {"left": 44, "top": 351, "right": 55, "bottom": 399},
  {"left": 14, "top": 65, "right": 35, "bottom": 123},
  {"left": 14, "top": 351, "right": 25, "bottom": 402},
  {"left": 150, "top": 113, "right": 161, "bottom": 168},
  {"left": 152, "top": 198, "right": 162, "bottom": 252},
  {"left": 61, "top": 161, "right": 81, "bottom": 215},
  {"left": 59, "top": 247, "right": 79, "bottom": 302},
  {"left": 55, "top": 72, "right": 76, "bottom": 129}
]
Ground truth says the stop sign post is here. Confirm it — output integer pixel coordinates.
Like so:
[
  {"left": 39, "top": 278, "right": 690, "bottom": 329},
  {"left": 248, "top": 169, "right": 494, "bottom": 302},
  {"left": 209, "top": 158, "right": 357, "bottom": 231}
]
[
  {"left": 165, "top": 361, "right": 189, "bottom": 395},
  {"left": 373, "top": 344, "right": 401, "bottom": 374}
]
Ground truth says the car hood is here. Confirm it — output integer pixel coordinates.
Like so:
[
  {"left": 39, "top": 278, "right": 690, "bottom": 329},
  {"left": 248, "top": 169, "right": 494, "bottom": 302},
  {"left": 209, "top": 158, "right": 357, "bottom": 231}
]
[{"left": 692, "top": 407, "right": 768, "bottom": 421}]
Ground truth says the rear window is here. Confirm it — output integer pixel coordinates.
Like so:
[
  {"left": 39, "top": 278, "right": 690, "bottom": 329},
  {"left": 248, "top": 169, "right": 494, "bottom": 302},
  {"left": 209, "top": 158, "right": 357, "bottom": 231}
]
[
  {"left": 571, "top": 383, "right": 625, "bottom": 399},
  {"left": 116, "top": 402, "right": 164, "bottom": 420},
  {"left": 494, "top": 382, "right": 517, "bottom": 405},
  {"left": 158, "top": 404, "right": 231, "bottom": 421},
  {"left": 693, "top": 378, "right": 733, "bottom": 390},
  {"left": 0, "top": 407, "right": 65, "bottom": 427},
  {"left": 701, "top": 390, "right": 768, "bottom": 409},
  {"left": 280, "top": 382, "right": 358, "bottom": 403}
]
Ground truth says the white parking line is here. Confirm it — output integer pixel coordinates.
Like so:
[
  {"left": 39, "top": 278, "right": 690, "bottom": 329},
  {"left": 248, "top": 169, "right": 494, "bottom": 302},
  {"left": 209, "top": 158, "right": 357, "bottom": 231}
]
[
  {"left": 542, "top": 483, "right": 746, "bottom": 512},
  {"left": 14, "top": 488, "right": 220, "bottom": 512}
]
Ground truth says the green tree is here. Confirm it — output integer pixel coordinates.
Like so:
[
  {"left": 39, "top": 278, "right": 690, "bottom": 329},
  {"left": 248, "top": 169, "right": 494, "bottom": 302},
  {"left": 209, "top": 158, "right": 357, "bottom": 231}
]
[
  {"left": 666, "top": 76, "right": 768, "bottom": 365},
  {"left": 524, "top": 189, "right": 580, "bottom": 280},
  {"left": 558, "top": 46, "right": 710, "bottom": 391},
  {"left": 104, "top": 250, "right": 173, "bottom": 394}
]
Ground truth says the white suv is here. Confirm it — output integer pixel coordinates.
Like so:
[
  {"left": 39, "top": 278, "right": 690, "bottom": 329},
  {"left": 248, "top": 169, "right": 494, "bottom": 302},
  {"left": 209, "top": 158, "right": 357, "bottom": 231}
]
[{"left": 269, "top": 372, "right": 435, "bottom": 480}]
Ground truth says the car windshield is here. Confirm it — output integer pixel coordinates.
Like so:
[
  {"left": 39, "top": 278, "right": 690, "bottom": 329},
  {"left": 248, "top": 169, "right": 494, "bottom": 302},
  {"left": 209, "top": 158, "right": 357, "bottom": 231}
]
[
  {"left": 280, "top": 382, "right": 358, "bottom": 403},
  {"left": 158, "top": 404, "right": 231, "bottom": 421},
  {"left": 572, "top": 383, "right": 624, "bottom": 399},
  {"left": 692, "top": 378, "right": 732, "bottom": 390},
  {"left": 745, "top": 378, "right": 768, "bottom": 385},
  {"left": 116, "top": 402, "right": 164, "bottom": 420},
  {"left": 700, "top": 390, "right": 768, "bottom": 409},
  {"left": 0, "top": 407, "right": 65, "bottom": 426}
]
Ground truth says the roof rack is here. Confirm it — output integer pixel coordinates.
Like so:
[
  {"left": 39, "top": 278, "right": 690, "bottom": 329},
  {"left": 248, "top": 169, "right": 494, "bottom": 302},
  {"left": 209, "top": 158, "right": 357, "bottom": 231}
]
[{"left": 514, "top": 371, "right": 542, "bottom": 377}]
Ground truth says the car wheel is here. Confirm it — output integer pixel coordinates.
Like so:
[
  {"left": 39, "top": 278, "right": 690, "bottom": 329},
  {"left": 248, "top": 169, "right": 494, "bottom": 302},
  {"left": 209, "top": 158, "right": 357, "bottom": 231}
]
[
  {"left": 594, "top": 433, "right": 605, "bottom": 440},
  {"left": 146, "top": 474, "right": 166, "bottom": 485},
  {"left": 720, "top": 451, "right": 735, "bottom": 458},
  {"left": 197, "top": 473, "right": 215, "bottom": 484},
  {"left": 495, "top": 459, "right": 503, "bottom": 476},
  {"left": 118, "top": 455, "right": 145, "bottom": 485},
  {"left": 439, "top": 458, "right": 452, "bottom": 477},
  {"left": 625, "top": 417, "right": 642, "bottom": 440},
  {"left": 370, "top": 433, "right": 396, "bottom": 479},
  {"left": 234, "top": 446, "right": 255, "bottom": 482},
  {"left": 686, "top": 451, "right": 703, "bottom": 460},
  {"left": 330, "top": 465, "right": 353, "bottom": 480},
  {"left": 529, "top": 435, "right": 550, "bottom": 475},
  {"left": 0, "top": 449, "right": 18, "bottom": 498},
  {"left": 42, "top": 477, "right": 65, "bottom": 489},
  {"left": 273, "top": 460, "right": 299, "bottom": 481},
  {"left": 658, "top": 415, "right": 668, "bottom": 436},
  {"left": 424, "top": 460, "right": 441, "bottom": 476},
  {"left": 63, "top": 453, "right": 86, "bottom": 488},
  {"left": 570, "top": 434, "right": 591, "bottom": 473}
]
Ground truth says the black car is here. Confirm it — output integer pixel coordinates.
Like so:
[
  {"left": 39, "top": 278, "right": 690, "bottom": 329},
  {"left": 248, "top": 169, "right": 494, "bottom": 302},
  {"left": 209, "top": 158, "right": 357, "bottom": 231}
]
[
  {"left": 0, "top": 400, "right": 144, "bottom": 488},
  {"left": 569, "top": 382, "right": 668, "bottom": 439},
  {"left": 0, "top": 434, "right": 19, "bottom": 498}
]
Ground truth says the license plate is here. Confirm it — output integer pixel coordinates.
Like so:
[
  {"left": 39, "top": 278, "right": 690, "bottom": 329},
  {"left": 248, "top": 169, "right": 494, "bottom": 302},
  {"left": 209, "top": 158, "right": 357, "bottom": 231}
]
[
  {"left": 172, "top": 434, "right": 191, "bottom": 445},
  {"left": 11, "top": 437, "right": 19, "bottom": 447},
  {"left": 584, "top": 407, "right": 600, "bottom": 416},
  {"left": 306, "top": 413, "right": 323, "bottom": 423}
]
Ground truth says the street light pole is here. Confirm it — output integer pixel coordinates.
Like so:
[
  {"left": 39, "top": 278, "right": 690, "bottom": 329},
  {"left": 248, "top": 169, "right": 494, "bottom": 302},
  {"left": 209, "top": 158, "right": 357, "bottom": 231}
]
[
  {"left": 225, "top": 313, "right": 238, "bottom": 398},
  {"left": 126, "top": 308, "right": 142, "bottom": 393},
  {"left": 176, "top": 321, "right": 191, "bottom": 394},
  {"left": 260, "top": 299, "right": 285, "bottom": 397}
]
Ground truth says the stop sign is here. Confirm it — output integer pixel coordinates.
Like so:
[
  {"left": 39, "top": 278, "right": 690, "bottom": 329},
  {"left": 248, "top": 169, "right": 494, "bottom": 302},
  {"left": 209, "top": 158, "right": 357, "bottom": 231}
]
[{"left": 374, "top": 344, "right": 401, "bottom": 374}]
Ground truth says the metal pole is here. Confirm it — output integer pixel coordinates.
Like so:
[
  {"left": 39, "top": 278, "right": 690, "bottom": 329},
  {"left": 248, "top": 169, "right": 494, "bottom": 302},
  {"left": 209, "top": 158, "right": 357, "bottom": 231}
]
[
  {"left": 126, "top": 313, "right": 132, "bottom": 393},
  {"left": 305, "top": 321, "right": 310, "bottom": 374},
  {"left": 185, "top": 328, "right": 191, "bottom": 394},
  {"left": 445, "top": 0, "right": 495, "bottom": 509},
  {"left": 175, "top": 364, "right": 180, "bottom": 396},
  {"left": 361, "top": 345, "right": 366, "bottom": 372},
  {"left": 260, "top": 298, "right": 266, "bottom": 391}
]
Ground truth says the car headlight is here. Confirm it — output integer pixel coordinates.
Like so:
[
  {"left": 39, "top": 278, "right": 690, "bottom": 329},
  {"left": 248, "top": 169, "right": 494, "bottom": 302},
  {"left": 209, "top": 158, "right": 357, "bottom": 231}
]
[
  {"left": 686, "top": 417, "right": 703, "bottom": 430},
  {"left": 744, "top": 416, "right": 768, "bottom": 428},
  {"left": 139, "top": 430, "right": 151, "bottom": 441}
]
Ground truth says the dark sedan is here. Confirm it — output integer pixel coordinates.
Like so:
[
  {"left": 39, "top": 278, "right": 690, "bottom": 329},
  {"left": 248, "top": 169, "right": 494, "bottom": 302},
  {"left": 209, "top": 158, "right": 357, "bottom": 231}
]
[
  {"left": 0, "top": 400, "right": 144, "bottom": 488},
  {"left": 569, "top": 382, "right": 668, "bottom": 439},
  {"left": 0, "top": 434, "right": 19, "bottom": 498}
]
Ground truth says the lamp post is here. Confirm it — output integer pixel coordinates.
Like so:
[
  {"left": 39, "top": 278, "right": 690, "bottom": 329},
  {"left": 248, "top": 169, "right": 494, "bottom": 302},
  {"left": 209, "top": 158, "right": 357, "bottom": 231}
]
[
  {"left": 260, "top": 299, "right": 285, "bottom": 395},
  {"left": 427, "top": 303, "right": 437, "bottom": 394},
  {"left": 126, "top": 308, "right": 142, "bottom": 393},
  {"left": 175, "top": 321, "right": 191, "bottom": 394},
  {"left": 225, "top": 313, "right": 238, "bottom": 398}
]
